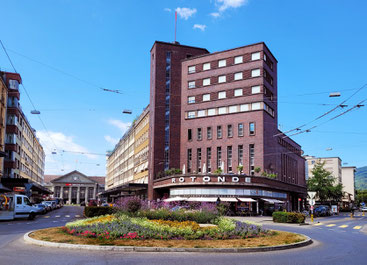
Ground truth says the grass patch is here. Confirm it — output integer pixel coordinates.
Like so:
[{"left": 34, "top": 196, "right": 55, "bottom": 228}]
[{"left": 30, "top": 227, "right": 306, "bottom": 249}]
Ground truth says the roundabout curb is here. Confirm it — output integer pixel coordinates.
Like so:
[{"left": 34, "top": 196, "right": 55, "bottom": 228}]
[{"left": 24, "top": 230, "right": 313, "bottom": 253}]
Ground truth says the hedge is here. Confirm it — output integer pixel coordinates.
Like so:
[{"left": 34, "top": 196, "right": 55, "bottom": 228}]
[
  {"left": 272, "top": 211, "right": 305, "bottom": 224},
  {"left": 84, "top": 206, "right": 117, "bottom": 218}
]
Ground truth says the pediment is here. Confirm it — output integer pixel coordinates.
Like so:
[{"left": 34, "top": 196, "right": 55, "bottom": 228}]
[{"left": 51, "top": 171, "right": 96, "bottom": 184}]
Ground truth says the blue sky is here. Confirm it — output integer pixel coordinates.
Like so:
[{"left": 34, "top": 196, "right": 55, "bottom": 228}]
[{"left": 1, "top": 0, "right": 366, "bottom": 176}]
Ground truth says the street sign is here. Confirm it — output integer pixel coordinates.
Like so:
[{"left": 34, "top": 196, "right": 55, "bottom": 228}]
[
  {"left": 308, "top": 191, "right": 316, "bottom": 199},
  {"left": 309, "top": 199, "right": 315, "bottom": 206}
]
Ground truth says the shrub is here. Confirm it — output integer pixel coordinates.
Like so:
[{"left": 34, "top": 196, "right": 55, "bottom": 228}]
[
  {"left": 115, "top": 197, "right": 148, "bottom": 213},
  {"left": 84, "top": 206, "right": 117, "bottom": 218},
  {"left": 216, "top": 202, "right": 230, "bottom": 216},
  {"left": 272, "top": 211, "right": 305, "bottom": 224}
]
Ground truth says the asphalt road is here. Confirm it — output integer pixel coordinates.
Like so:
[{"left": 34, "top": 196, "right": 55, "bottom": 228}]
[{"left": 0, "top": 206, "right": 366, "bottom": 265}]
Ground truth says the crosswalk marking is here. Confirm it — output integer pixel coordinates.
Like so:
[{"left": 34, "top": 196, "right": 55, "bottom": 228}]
[
  {"left": 44, "top": 216, "right": 50, "bottom": 218},
  {"left": 353, "top": 226, "right": 362, "bottom": 230},
  {"left": 326, "top": 224, "right": 336, "bottom": 227},
  {"left": 65, "top": 215, "right": 70, "bottom": 217},
  {"left": 75, "top": 215, "right": 80, "bottom": 217},
  {"left": 314, "top": 223, "right": 323, "bottom": 226},
  {"left": 55, "top": 215, "right": 60, "bottom": 218},
  {"left": 339, "top": 225, "right": 348, "bottom": 228}
]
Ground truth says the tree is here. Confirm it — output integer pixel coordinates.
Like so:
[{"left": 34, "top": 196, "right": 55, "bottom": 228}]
[{"left": 307, "top": 162, "right": 344, "bottom": 203}]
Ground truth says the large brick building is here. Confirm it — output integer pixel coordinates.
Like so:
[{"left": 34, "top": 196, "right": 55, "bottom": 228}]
[{"left": 149, "top": 41, "right": 307, "bottom": 212}]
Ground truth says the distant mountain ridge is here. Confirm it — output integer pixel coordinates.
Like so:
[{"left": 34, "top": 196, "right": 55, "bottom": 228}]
[{"left": 355, "top": 166, "right": 367, "bottom": 190}]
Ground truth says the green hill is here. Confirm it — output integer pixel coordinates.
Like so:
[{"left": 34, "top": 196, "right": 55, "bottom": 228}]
[{"left": 355, "top": 166, "right": 367, "bottom": 190}]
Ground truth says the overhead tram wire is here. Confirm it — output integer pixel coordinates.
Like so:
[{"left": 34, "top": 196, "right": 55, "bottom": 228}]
[
  {"left": 4, "top": 47, "right": 123, "bottom": 95},
  {"left": 283, "top": 98, "right": 366, "bottom": 139},
  {"left": 1, "top": 39, "right": 65, "bottom": 172},
  {"left": 274, "top": 83, "right": 367, "bottom": 137}
]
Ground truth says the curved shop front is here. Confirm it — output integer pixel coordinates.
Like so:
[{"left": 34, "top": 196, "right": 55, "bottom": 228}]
[{"left": 153, "top": 174, "right": 307, "bottom": 215}]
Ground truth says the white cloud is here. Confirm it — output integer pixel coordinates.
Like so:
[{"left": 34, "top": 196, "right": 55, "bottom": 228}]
[
  {"left": 175, "top": 7, "right": 197, "bottom": 20},
  {"left": 210, "top": 12, "right": 221, "bottom": 18},
  {"left": 104, "top": 135, "right": 119, "bottom": 145},
  {"left": 164, "top": 8, "right": 172, "bottom": 12},
  {"left": 37, "top": 131, "right": 97, "bottom": 159},
  {"left": 193, "top": 24, "right": 207, "bottom": 31},
  {"left": 217, "top": 0, "right": 248, "bottom": 12},
  {"left": 107, "top": 119, "right": 131, "bottom": 133}
]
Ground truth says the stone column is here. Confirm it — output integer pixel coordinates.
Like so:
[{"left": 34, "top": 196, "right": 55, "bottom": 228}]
[
  {"left": 256, "top": 201, "right": 259, "bottom": 215},
  {"left": 60, "top": 186, "right": 64, "bottom": 199},
  {"left": 85, "top": 186, "right": 88, "bottom": 204},
  {"left": 68, "top": 186, "right": 72, "bottom": 204},
  {"left": 93, "top": 185, "right": 96, "bottom": 200},
  {"left": 77, "top": 186, "right": 80, "bottom": 204}
]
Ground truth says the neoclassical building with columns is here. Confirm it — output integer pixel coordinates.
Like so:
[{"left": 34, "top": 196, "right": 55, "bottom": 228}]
[{"left": 45, "top": 170, "right": 105, "bottom": 204}]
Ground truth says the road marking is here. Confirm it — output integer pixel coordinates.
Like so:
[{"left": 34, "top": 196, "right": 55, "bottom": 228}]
[
  {"left": 326, "top": 224, "right": 336, "bottom": 227},
  {"left": 44, "top": 216, "right": 50, "bottom": 218},
  {"left": 55, "top": 215, "right": 61, "bottom": 218},
  {"left": 65, "top": 215, "right": 70, "bottom": 217},
  {"left": 52, "top": 221, "right": 58, "bottom": 223},
  {"left": 314, "top": 223, "right": 323, "bottom": 226},
  {"left": 353, "top": 226, "right": 362, "bottom": 230},
  {"left": 75, "top": 215, "right": 80, "bottom": 217},
  {"left": 339, "top": 225, "right": 348, "bottom": 228}
]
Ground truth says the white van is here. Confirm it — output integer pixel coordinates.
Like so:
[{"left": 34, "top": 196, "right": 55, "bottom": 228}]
[{"left": 0, "top": 193, "right": 39, "bottom": 220}]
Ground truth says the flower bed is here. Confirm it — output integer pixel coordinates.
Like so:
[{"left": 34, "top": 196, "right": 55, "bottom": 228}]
[{"left": 64, "top": 214, "right": 269, "bottom": 240}]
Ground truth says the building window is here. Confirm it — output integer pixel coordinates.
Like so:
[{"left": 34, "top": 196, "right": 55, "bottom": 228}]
[
  {"left": 218, "top": 107, "right": 227, "bottom": 115},
  {"left": 227, "top": 125, "right": 233, "bottom": 138},
  {"left": 252, "top": 85, "right": 261, "bottom": 94},
  {"left": 238, "top": 145, "right": 243, "bottom": 167},
  {"left": 249, "top": 122, "right": 255, "bottom": 135},
  {"left": 208, "top": 108, "right": 216, "bottom": 116},
  {"left": 203, "top": 63, "right": 211, "bottom": 71},
  {"left": 197, "top": 148, "right": 202, "bottom": 172},
  {"left": 234, "top": 72, "right": 243, "bottom": 80},
  {"left": 227, "top": 146, "right": 233, "bottom": 172},
  {"left": 229, "top": 105, "right": 237, "bottom": 113},
  {"left": 188, "top": 129, "right": 192, "bottom": 141},
  {"left": 203, "top": 94, "right": 210, "bottom": 101},
  {"left": 187, "top": 149, "right": 192, "bottom": 173},
  {"left": 249, "top": 144, "right": 255, "bottom": 175},
  {"left": 203, "top": 78, "right": 211, "bottom": 86},
  {"left": 207, "top": 147, "right": 212, "bottom": 172},
  {"left": 218, "top": 75, "right": 226, "bottom": 83},
  {"left": 234, "top": 88, "right": 243, "bottom": 97},
  {"left": 198, "top": 110, "right": 206, "bottom": 117},
  {"left": 188, "top": 66, "right": 196, "bottom": 73},
  {"left": 251, "top": 69, "right": 261, "bottom": 77},
  {"left": 218, "top": 91, "right": 226, "bottom": 99},
  {"left": 207, "top": 127, "right": 212, "bottom": 139},
  {"left": 238, "top": 123, "right": 244, "bottom": 137},
  {"left": 188, "top": 96, "right": 195, "bottom": 104},
  {"left": 252, "top": 102, "right": 261, "bottom": 110},
  {"left": 188, "top": 111, "right": 196, "bottom": 119},
  {"left": 251, "top": 52, "right": 261, "bottom": 61},
  {"left": 240, "top": 104, "right": 249, "bottom": 112},
  {"left": 218, "top": 59, "right": 226, "bottom": 67},
  {"left": 197, "top": 128, "right": 202, "bottom": 141},
  {"left": 217, "top": 126, "right": 222, "bottom": 139},
  {"left": 188, "top": 81, "right": 196, "bottom": 89},
  {"left": 217, "top": 147, "right": 222, "bottom": 169},
  {"left": 234, "top": 56, "right": 243, "bottom": 64}
]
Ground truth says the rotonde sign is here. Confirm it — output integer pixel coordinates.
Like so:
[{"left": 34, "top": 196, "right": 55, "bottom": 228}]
[{"left": 171, "top": 176, "right": 251, "bottom": 183}]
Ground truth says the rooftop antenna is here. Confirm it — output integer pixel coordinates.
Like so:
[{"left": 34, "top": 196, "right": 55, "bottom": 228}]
[{"left": 174, "top": 11, "right": 177, "bottom": 43}]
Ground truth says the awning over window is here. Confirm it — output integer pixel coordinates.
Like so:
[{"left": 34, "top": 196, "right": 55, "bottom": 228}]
[
  {"left": 187, "top": 197, "right": 218, "bottom": 202},
  {"left": 163, "top": 197, "right": 187, "bottom": 202},
  {"left": 219, "top": 197, "right": 238, "bottom": 202},
  {"left": 237, "top": 198, "right": 257, "bottom": 202},
  {"left": 262, "top": 198, "right": 285, "bottom": 204}
]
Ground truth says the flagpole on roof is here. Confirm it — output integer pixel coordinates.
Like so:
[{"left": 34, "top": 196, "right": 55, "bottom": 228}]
[{"left": 175, "top": 11, "right": 177, "bottom": 43}]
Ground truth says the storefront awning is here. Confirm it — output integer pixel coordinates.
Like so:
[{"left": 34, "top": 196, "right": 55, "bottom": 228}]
[
  {"left": 238, "top": 198, "right": 257, "bottom": 202},
  {"left": 163, "top": 197, "right": 187, "bottom": 202},
  {"left": 187, "top": 197, "right": 218, "bottom": 202},
  {"left": 219, "top": 197, "right": 238, "bottom": 202},
  {"left": 262, "top": 198, "right": 285, "bottom": 204}
]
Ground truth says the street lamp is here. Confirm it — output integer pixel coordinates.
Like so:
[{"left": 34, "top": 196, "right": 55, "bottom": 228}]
[
  {"left": 122, "top": 110, "right": 132, "bottom": 114},
  {"left": 30, "top": 110, "right": 41, "bottom": 114},
  {"left": 329, "top": 92, "right": 341, "bottom": 97}
]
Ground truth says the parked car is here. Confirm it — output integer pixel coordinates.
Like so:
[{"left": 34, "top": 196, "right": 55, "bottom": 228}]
[
  {"left": 44, "top": 201, "right": 57, "bottom": 210},
  {"left": 34, "top": 203, "right": 47, "bottom": 214},
  {"left": 41, "top": 201, "right": 51, "bottom": 212},
  {"left": 314, "top": 205, "right": 331, "bottom": 217}
]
